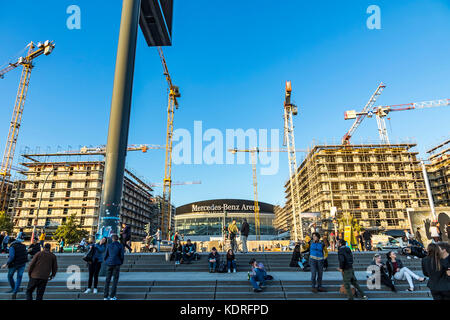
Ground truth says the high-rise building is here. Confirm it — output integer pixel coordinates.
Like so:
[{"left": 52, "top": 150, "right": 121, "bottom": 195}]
[
  {"left": 8, "top": 152, "right": 159, "bottom": 241},
  {"left": 276, "top": 143, "right": 431, "bottom": 237},
  {"left": 426, "top": 139, "right": 450, "bottom": 207}
]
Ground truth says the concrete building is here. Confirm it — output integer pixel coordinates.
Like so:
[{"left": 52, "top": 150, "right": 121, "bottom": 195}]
[
  {"left": 276, "top": 143, "right": 431, "bottom": 237},
  {"left": 426, "top": 139, "right": 450, "bottom": 207},
  {"left": 7, "top": 152, "right": 159, "bottom": 242}
]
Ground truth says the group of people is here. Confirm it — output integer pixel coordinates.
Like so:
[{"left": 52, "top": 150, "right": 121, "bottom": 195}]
[
  {"left": 1, "top": 234, "right": 57, "bottom": 300},
  {"left": 323, "top": 229, "right": 374, "bottom": 252},
  {"left": 223, "top": 219, "right": 250, "bottom": 253}
]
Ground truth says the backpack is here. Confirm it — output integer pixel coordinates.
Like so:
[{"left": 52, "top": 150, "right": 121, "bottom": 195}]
[{"left": 83, "top": 245, "right": 95, "bottom": 263}]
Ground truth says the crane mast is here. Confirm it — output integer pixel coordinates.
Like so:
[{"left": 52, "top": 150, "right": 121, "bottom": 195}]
[
  {"left": 157, "top": 47, "right": 180, "bottom": 239},
  {"left": 283, "top": 81, "right": 303, "bottom": 241},
  {"left": 0, "top": 41, "right": 54, "bottom": 211}
]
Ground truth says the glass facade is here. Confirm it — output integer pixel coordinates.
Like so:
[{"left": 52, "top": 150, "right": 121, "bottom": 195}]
[{"left": 175, "top": 213, "right": 276, "bottom": 237}]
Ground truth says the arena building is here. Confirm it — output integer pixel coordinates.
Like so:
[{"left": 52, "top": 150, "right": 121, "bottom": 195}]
[{"left": 175, "top": 199, "right": 277, "bottom": 241}]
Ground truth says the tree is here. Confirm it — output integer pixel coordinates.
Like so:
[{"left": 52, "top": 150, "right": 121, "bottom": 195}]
[
  {"left": 0, "top": 211, "right": 14, "bottom": 234},
  {"left": 52, "top": 214, "right": 88, "bottom": 245}
]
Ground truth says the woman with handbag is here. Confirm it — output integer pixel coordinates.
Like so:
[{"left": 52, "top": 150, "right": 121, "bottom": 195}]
[{"left": 83, "top": 237, "right": 107, "bottom": 294}]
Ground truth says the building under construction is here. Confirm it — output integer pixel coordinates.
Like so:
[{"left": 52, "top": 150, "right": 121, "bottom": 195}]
[
  {"left": 426, "top": 139, "right": 450, "bottom": 207},
  {"left": 7, "top": 151, "right": 159, "bottom": 241},
  {"left": 275, "top": 143, "right": 431, "bottom": 235}
]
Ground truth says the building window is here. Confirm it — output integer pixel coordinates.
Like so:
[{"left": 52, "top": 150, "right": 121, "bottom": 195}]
[
  {"left": 86, "top": 166, "right": 91, "bottom": 177},
  {"left": 81, "top": 207, "right": 86, "bottom": 215},
  {"left": 63, "top": 208, "right": 69, "bottom": 215},
  {"left": 67, "top": 181, "right": 72, "bottom": 188},
  {"left": 34, "top": 182, "right": 39, "bottom": 189},
  {"left": 83, "top": 190, "right": 88, "bottom": 197},
  {"left": 32, "top": 191, "right": 37, "bottom": 198},
  {"left": 30, "top": 209, "right": 34, "bottom": 215},
  {"left": 47, "top": 208, "right": 52, "bottom": 215},
  {"left": 69, "top": 167, "right": 74, "bottom": 176},
  {"left": 65, "top": 191, "right": 71, "bottom": 198},
  {"left": 51, "top": 182, "right": 56, "bottom": 189},
  {"left": 27, "top": 218, "right": 33, "bottom": 227},
  {"left": 62, "top": 217, "right": 67, "bottom": 224},
  {"left": 84, "top": 181, "right": 89, "bottom": 188}
]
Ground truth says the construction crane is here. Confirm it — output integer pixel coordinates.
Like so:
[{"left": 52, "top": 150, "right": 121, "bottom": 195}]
[
  {"left": 341, "top": 82, "right": 386, "bottom": 145},
  {"left": 0, "top": 41, "right": 55, "bottom": 211},
  {"left": 54, "top": 144, "right": 165, "bottom": 156},
  {"left": 228, "top": 147, "right": 306, "bottom": 241},
  {"left": 344, "top": 98, "right": 450, "bottom": 144},
  {"left": 149, "top": 181, "right": 201, "bottom": 188},
  {"left": 282, "top": 80, "right": 306, "bottom": 241},
  {"left": 157, "top": 46, "right": 181, "bottom": 239}
]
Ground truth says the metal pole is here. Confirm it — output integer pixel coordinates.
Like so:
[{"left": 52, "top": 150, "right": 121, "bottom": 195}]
[{"left": 97, "top": 0, "right": 141, "bottom": 243}]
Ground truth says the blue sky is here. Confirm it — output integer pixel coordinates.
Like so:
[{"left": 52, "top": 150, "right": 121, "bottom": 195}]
[{"left": 0, "top": 0, "right": 449, "bottom": 207}]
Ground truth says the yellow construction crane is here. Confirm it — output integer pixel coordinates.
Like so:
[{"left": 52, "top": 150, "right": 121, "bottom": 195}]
[
  {"left": 157, "top": 46, "right": 180, "bottom": 239},
  {"left": 228, "top": 147, "right": 306, "bottom": 240},
  {"left": 0, "top": 40, "right": 55, "bottom": 211}
]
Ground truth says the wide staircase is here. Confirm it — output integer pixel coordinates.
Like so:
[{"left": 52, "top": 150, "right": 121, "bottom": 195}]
[{"left": 0, "top": 252, "right": 431, "bottom": 300}]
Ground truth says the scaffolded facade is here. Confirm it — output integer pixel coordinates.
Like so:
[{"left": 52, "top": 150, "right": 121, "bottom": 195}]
[
  {"left": 276, "top": 143, "right": 430, "bottom": 233},
  {"left": 8, "top": 152, "right": 159, "bottom": 241},
  {"left": 427, "top": 139, "right": 450, "bottom": 207}
]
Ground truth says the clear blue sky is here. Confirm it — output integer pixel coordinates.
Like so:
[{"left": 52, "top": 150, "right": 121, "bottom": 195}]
[{"left": 0, "top": 0, "right": 449, "bottom": 207}]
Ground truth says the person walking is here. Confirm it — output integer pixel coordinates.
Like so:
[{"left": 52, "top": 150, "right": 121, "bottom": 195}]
[
  {"left": 228, "top": 220, "right": 239, "bottom": 252},
  {"left": 120, "top": 223, "right": 132, "bottom": 253},
  {"left": 421, "top": 243, "right": 450, "bottom": 300},
  {"left": 362, "top": 230, "right": 372, "bottom": 251},
  {"left": 58, "top": 238, "right": 64, "bottom": 253},
  {"left": 329, "top": 232, "right": 336, "bottom": 252},
  {"left": 386, "top": 251, "right": 425, "bottom": 291},
  {"left": 240, "top": 219, "right": 249, "bottom": 253},
  {"left": 1, "top": 237, "right": 28, "bottom": 299},
  {"left": 309, "top": 232, "right": 328, "bottom": 293},
  {"left": 337, "top": 239, "right": 368, "bottom": 300},
  {"left": 84, "top": 237, "right": 107, "bottom": 294},
  {"left": 415, "top": 227, "right": 423, "bottom": 247},
  {"left": 226, "top": 249, "right": 237, "bottom": 273},
  {"left": 153, "top": 228, "right": 161, "bottom": 252},
  {"left": 2, "top": 232, "right": 10, "bottom": 253},
  {"left": 39, "top": 230, "right": 46, "bottom": 249},
  {"left": 103, "top": 234, "right": 124, "bottom": 300},
  {"left": 16, "top": 228, "right": 24, "bottom": 241},
  {"left": 27, "top": 238, "right": 41, "bottom": 259},
  {"left": 26, "top": 243, "right": 58, "bottom": 300}
]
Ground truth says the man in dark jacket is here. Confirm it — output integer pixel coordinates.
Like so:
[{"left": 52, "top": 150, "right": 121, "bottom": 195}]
[
  {"left": 1, "top": 238, "right": 28, "bottom": 299},
  {"left": 362, "top": 230, "right": 372, "bottom": 251},
  {"left": 27, "top": 238, "right": 41, "bottom": 259},
  {"left": 103, "top": 234, "right": 124, "bottom": 300},
  {"left": 26, "top": 243, "right": 58, "bottom": 300},
  {"left": 182, "top": 239, "right": 195, "bottom": 264},
  {"left": 338, "top": 239, "right": 368, "bottom": 300},
  {"left": 120, "top": 223, "right": 132, "bottom": 253},
  {"left": 240, "top": 219, "right": 250, "bottom": 253}
]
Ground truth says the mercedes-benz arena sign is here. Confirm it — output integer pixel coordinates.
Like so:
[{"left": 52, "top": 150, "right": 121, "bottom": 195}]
[{"left": 177, "top": 199, "right": 275, "bottom": 215}]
